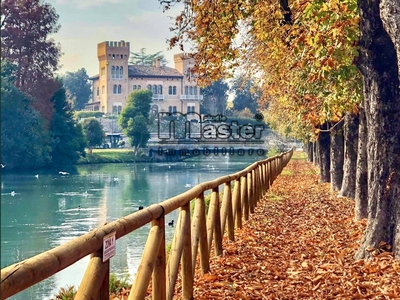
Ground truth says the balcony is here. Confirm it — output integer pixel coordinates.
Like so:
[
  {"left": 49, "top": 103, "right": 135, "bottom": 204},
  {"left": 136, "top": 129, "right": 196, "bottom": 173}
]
[
  {"left": 180, "top": 95, "right": 203, "bottom": 101},
  {"left": 152, "top": 94, "right": 165, "bottom": 101}
]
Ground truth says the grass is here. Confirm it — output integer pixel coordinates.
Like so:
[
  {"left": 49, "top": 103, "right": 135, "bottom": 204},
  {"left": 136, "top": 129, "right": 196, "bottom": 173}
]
[
  {"left": 77, "top": 149, "right": 149, "bottom": 164},
  {"left": 50, "top": 286, "right": 76, "bottom": 300},
  {"left": 109, "top": 273, "right": 131, "bottom": 294},
  {"left": 291, "top": 151, "right": 307, "bottom": 161}
]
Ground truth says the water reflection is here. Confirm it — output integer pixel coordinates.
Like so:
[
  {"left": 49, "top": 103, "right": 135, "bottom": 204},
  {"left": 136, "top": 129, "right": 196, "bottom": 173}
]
[{"left": 1, "top": 155, "right": 262, "bottom": 299}]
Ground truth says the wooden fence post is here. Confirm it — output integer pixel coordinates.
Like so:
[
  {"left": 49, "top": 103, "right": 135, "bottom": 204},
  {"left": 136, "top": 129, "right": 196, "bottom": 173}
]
[
  {"left": 220, "top": 182, "right": 233, "bottom": 240},
  {"left": 232, "top": 178, "right": 242, "bottom": 229},
  {"left": 191, "top": 193, "right": 209, "bottom": 276},
  {"left": 248, "top": 171, "right": 254, "bottom": 214},
  {"left": 181, "top": 202, "right": 193, "bottom": 299},
  {"left": 241, "top": 176, "right": 249, "bottom": 220},
  {"left": 129, "top": 218, "right": 163, "bottom": 300},
  {"left": 75, "top": 249, "right": 109, "bottom": 300},
  {"left": 152, "top": 215, "right": 166, "bottom": 300}
]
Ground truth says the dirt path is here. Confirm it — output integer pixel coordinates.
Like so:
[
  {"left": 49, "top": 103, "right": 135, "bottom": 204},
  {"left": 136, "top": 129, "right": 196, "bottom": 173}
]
[{"left": 187, "top": 152, "right": 400, "bottom": 299}]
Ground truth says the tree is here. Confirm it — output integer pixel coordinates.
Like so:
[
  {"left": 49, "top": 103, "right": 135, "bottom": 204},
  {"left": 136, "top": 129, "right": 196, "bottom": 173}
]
[
  {"left": 129, "top": 48, "right": 168, "bottom": 66},
  {"left": 82, "top": 118, "right": 104, "bottom": 149},
  {"left": 1, "top": 0, "right": 61, "bottom": 122},
  {"left": 118, "top": 90, "right": 152, "bottom": 154},
  {"left": 354, "top": 0, "right": 400, "bottom": 259},
  {"left": 160, "top": 0, "right": 400, "bottom": 258},
  {"left": 62, "top": 68, "right": 92, "bottom": 111},
  {"left": 231, "top": 74, "right": 260, "bottom": 114},
  {"left": 1, "top": 62, "right": 51, "bottom": 169},
  {"left": 201, "top": 79, "right": 229, "bottom": 115},
  {"left": 48, "top": 81, "right": 87, "bottom": 166}
]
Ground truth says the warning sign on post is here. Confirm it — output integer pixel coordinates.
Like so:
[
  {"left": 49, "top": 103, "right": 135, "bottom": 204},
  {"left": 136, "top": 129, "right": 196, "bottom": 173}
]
[{"left": 103, "top": 232, "right": 116, "bottom": 262}]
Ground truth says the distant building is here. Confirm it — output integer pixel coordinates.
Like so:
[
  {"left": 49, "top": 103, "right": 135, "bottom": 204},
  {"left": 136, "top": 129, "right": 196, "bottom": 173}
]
[{"left": 86, "top": 40, "right": 202, "bottom": 117}]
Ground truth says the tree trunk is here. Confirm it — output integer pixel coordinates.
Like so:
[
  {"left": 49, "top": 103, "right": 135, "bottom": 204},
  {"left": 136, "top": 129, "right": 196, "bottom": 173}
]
[
  {"left": 355, "top": 0, "right": 400, "bottom": 259},
  {"left": 354, "top": 107, "right": 368, "bottom": 220},
  {"left": 306, "top": 141, "right": 313, "bottom": 163},
  {"left": 339, "top": 113, "right": 359, "bottom": 198},
  {"left": 317, "top": 124, "right": 330, "bottom": 183},
  {"left": 330, "top": 121, "right": 344, "bottom": 192},
  {"left": 313, "top": 141, "right": 319, "bottom": 167}
]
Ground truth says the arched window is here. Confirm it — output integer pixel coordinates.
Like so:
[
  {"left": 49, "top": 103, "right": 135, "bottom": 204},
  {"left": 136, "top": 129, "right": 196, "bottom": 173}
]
[
  {"left": 147, "top": 84, "right": 152, "bottom": 90},
  {"left": 118, "top": 106, "right": 122, "bottom": 113},
  {"left": 191, "top": 106, "right": 195, "bottom": 112},
  {"left": 173, "top": 106, "right": 177, "bottom": 113},
  {"left": 137, "top": 85, "right": 141, "bottom": 89},
  {"left": 158, "top": 85, "right": 163, "bottom": 95},
  {"left": 96, "top": 87, "right": 99, "bottom": 96},
  {"left": 187, "top": 106, "right": 190, "bottom": 113},
  {"left": 173, "top": 86, "right": 177, "bottom": 95},
  {"left": 185, "top": 86, "right": 189, "bottom": 95},
  {"left": 112, "top": 66, "right": 116, "bottom": 79},
  {"left": 169, "top": 106, "right": 173, "bottom": 113},
  {"left": 168, "top": 86, "right": 172, "bottom": 95},
  {"left": 194, "top": 87, "right": 197, "bottom": 95},
  {"left": 119, "top": 66, "right": 123, "bottom": 79},
  {"left": 120, "top": 54, "right": 123, "bottom": 59},
  {"left": 133, "top": 85, "right": 137, "bottom": 90},
  {"left": 113, "top": 106, "right": 117, "bottom": 114},
  {"left": 113, "top": 84, "right": 117, "bottom": 94},
  {"left": 189, "top": 86, "right": 194, "bottom": 95},
  {"left": 152, "top": 85, "right": 157, "bottom": 94},
  {"left": 117, "top": 85, "right": 122, "bottom": 94}
]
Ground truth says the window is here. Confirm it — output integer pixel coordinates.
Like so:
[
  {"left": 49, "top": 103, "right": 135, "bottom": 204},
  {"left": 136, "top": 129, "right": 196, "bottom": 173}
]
[
  {"left": 113, "top": 85, "right": 117, "bottom": 94},
  {"left": 117, "top": 85, "right": 122, "bottom": 94},
  {"left": 168, "top": 86, "right": 172, "bottom": 95},
  {"left": 168, "top": 106, "right": 173, "bottom": 113},
  {"left": 119, "top": 66, "right": 123, "bottom": 78},
  {"left": 189, "top": 86, "right": 194, "bottom": 95},
  {"left": 96, "top": 87, "right": 99, "bottom": 96},
  {"left": 137, "top": 85, "right": 141, "bottom": 89},
  {"left": 113, "top": 105, "right": 118, "bottom": 114},
  {"left": 112, "top": 54, "right": 115, "bottom": 59},
  {"left": 147, "top": 84, "right": 152, "bottom": 90},
  {"left": 152, "top": 85, "right": 157, "bottom": 94},
  {"left": 157, "top": 85, "right": 163, "bottom": 95},
  {"left": 101, "top": 68, "right": 105, "bottom": 76},
  {"left": 173, "top": 106, "right": 177, "bottom": 113},
  {"left": 102, "top": 85, "right": 105, "bottom": 94},
  {"left": 173, "top": 86, "right": 177, "bottom": 95},
  {"left": 187, "top": 106, "right": 195, "bottom": 113},
  {"left": 194, "top": 87, "right": 197, "bottom": 95},
  {"left": 112, "top": 66, "right": 116, "bottom": 79},
  {"left": 133, "top": 85, "right": 137, "bottom": 90},
  {"left": 185, "top": 86, "right": 189, "bottom": 95},
  {"left": 120, "top": 54, "right": 123, "bottom": 59},
  {"left": 118, "top": 106, "right": 122, "bottom": 114}
]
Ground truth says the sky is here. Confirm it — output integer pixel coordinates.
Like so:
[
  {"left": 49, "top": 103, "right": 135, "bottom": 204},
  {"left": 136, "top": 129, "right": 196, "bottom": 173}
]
[{"left": 46, "top": 0, "right": 186, "bottom": 77}]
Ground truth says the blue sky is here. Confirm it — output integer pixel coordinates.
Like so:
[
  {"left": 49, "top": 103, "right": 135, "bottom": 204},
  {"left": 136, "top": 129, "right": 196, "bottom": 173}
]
[{"left": 47, "top": 0, "right": 185, "bottom": 76}]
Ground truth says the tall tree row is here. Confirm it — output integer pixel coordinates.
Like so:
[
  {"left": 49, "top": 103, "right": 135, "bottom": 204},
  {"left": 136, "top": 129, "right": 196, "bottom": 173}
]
[
  {"left": 159, "top": 0, "right": 400, "bottom": 258},
  {"left": 1, "top": 0, "right": 86, "bottom": 169}
]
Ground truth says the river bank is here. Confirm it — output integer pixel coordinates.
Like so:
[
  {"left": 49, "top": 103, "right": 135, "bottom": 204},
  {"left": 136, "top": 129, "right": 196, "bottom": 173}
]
[{"left": 77, "top": 149, "right": 150, "bottom": 164}]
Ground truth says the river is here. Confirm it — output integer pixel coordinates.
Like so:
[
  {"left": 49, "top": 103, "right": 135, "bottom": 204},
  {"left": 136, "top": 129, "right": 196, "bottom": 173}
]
[{"left": 1, "top": 154, "right": 263, "bottom": 300}]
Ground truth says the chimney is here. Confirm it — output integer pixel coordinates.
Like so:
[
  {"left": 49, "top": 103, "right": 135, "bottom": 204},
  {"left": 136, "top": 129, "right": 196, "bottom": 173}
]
[{"left": 155, "top": 58, "right": 161, "bottom": 68}]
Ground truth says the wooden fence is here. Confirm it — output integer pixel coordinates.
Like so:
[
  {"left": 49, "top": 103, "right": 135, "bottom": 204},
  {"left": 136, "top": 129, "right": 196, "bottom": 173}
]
[{"left": 1, "top": 148, "right": 293, "bottom": 300}]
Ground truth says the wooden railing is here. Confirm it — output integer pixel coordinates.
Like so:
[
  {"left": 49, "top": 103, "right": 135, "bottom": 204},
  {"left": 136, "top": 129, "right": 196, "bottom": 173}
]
[{"left": 1, "top": 148, "right": 294, "bottom": 300}]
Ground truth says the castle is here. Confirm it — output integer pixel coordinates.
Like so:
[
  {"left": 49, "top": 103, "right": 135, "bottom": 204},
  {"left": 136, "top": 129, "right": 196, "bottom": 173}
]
[{"left": 86, "top": 40, "right": 202, "bottom": 116}]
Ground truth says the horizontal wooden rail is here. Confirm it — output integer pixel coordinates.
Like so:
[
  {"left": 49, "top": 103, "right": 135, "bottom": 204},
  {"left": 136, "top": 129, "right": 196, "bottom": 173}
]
[{"left": 1, "top": 148, "right": 294, "bottom": 299}]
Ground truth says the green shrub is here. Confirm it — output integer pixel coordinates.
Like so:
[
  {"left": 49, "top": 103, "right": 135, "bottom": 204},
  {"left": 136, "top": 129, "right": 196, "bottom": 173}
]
[
  {"left": 74, "top": 111, "right": 104, "bottom": 119},
  {"left": 109, "top": 273, "right": 131, "bottom": 294},
  {"left": 51, "top": 285, "right": 76, "bottom": 300}
]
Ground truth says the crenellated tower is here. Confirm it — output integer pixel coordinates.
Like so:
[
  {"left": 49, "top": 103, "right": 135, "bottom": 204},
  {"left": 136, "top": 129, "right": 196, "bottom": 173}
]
[{"left": 97, "top": 41, "right": 130, "bottom": 113}]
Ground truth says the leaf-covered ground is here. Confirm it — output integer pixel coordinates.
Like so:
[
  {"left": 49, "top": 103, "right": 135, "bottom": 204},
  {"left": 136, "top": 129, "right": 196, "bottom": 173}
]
[
  {"left": 112, "top": 152, "right": 400, "bottom": 299},
  {"left": 177, "top": 152, "right": 400, "bottom": 299}
]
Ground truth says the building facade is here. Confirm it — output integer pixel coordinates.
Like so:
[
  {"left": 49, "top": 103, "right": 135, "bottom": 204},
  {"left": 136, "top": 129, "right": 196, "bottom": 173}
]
[{"left": 87, "top": 40, "right": 202, "bottom": 116}]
